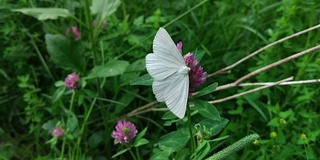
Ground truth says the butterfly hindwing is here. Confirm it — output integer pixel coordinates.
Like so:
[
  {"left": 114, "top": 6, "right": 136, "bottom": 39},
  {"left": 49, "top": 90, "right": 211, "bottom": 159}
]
[{"left": 145, "top": 27, "right": 190, "bottom": 119}]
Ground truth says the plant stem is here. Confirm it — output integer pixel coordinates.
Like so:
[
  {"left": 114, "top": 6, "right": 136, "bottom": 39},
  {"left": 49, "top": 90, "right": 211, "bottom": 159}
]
[
  {"left": 76, "top": 96, "right": 98, "bottom": 155},
  {"left": 60, "top": 137, "right": 66, "bottom": 160},
  {"left": 84, "top": 0, "right": 98, "bottom": 65},
  {"left": 69, "top": 91, "right": 76, "bottom": 113},
  {"left": 129, "top": 147, "right": 138, "bottom": 160},
  {"left": 67, "top": 91, "right": 76, "bottom": 158},
  {"left": 186, "top": 102, "right": 195, "bottom": 153}
]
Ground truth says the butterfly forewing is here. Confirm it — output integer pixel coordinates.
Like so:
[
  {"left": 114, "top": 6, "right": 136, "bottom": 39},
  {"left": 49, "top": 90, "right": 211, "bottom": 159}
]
[
  {"left": 146, "top": 54, "right": 179, "bottom": 80},
  {"left": 153, "top": 28, "right": 186, "bottom": 66},
  {"left": 145, "top": 27, "right": 190, "bottom": 119}
]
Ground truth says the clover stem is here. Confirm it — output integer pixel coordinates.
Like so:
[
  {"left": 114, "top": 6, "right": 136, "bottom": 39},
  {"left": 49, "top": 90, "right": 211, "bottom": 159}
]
[{"left": 186, "top": 101, "right": 195, "bottom": 153}]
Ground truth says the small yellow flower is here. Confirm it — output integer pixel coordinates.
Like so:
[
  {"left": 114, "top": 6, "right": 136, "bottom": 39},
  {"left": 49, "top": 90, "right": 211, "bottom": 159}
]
[
  {"left": 279, "top": 118, "right": 287, "bottom": 125},
  {"left": 270, "top": 132, "right": 277, "bottom": 139},
  {"left": 253, "top": 139, "right": 259, "bottom": 145},
  {"left": 301, "top": 133, "right": 307, "bottom": 140}
]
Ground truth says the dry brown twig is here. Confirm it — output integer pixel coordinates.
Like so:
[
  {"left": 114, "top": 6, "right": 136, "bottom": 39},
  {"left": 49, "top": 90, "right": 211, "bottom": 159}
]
[
  {"left": 208, "top": 77, "right": 293, "bottom": 104},
  {"left": 213, "top": 44, "right": 320, "bottom": 92},
  {"left": 207, "top": 23, "right": 320, "bottom": 78},
  {"left": 124, "top": 24, "right": 320, "bottom": 118}
]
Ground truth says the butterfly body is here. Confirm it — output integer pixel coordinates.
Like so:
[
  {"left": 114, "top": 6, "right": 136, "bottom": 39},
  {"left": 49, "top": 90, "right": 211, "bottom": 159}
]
[{"left": 145, "top": 28, "right": 190, "bottom": 119}]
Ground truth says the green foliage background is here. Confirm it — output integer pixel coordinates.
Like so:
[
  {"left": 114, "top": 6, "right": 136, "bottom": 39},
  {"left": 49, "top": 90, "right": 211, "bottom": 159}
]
[{"left": 0, "top": 0, "right": 320, "bottom": 159}]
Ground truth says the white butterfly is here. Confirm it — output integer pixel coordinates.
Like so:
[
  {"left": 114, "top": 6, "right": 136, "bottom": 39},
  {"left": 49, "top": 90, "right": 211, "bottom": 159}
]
[{"left": 145, "top": 27, "right": 190, "bottom": 119}]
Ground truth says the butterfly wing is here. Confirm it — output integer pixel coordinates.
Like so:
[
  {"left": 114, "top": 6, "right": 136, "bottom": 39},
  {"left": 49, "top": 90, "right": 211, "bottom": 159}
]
[
  {"left": 152, "top": 73, "right": 189, "bottom": 118},
  {"left": 146, "top": 28, "right": 186, "bottom": 80},
  {"left": 146, "top": 27, "right": 190, "bottom": 119}
]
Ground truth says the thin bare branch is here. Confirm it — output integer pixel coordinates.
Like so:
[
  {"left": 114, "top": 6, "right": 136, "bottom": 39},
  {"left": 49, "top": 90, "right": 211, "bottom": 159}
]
[
  {"left": 234, "top": 45, "right": 320, "bottom": 85},
  {"left": 239, "top": 79, "right": 320, "bottom": 87},
  {"left": 125, "top": 101, "right": 158, "bottom": 118},
  {"left": 208, "top": 77, "right": 293, "bottom": 104},
  {"left": 207, "top": 24, "right": 320, "bottom": 78}
]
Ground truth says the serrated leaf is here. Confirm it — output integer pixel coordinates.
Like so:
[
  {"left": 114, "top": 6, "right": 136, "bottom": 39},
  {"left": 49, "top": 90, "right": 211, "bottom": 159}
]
[
  {"left": 12, "top": 8, "right": 72, "bottom": 20},
  {"left": 194, "top": 83, "right": 218, "bottom": 97},
  {"left": 130, "top": 74, "right": 153, "bottom": 86},
  {"left": 85, "top": 60, "right": 129, "bottom": 79},
  {"left": 193, "top": 100, "right": 221, "bottom": 120},
  {"left": 45, "top": 34, "right": 86, "bottom": 72}
]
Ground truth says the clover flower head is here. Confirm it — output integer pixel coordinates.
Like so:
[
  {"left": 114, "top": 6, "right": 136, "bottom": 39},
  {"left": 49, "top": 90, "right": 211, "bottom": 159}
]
[
  {"left": 176, "top": 41, "right": 183, "bottom": 53},
  {"left": 52, "top": 126, "right": 64, "bottom": 138},
  {"left": 65, "top": 73, "right": 80, "bottom": 90},
  {"left": 112, "top": 121, "right": 138, "bottom": 144},
  {"left": 184, "top": 53, "right": 206, "bottom": 92},
  {"left": 65, "top": 26, "right": 81, "bottom": 41}
]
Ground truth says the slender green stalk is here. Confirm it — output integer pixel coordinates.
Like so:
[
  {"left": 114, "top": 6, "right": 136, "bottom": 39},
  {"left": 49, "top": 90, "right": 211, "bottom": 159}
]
[
  {"left": 129, "top": 147, "right": 138, "bottom": 160},
  {"left": 135, "top": 147, "right": 141, "bottom": 160},
  {"left": 84, "top": 0, "right": 98, "bottom": 65},
  {"left": 186, "top": 102, "right": 195, "bottom": 153},
  {"left": 60, "top": 137, "right": 66, "bottom": 160},
  {"left": 163, "top": 0, "right": 208, "bottom": 28},
  {"left": 64, "top": 91, "right": 76, "bottom": 159},
  {"left": 76, "top": 97, "right": 98, "bottom": 154},
  {"left": 69, "top": 91, "right": 76, "bottom": 113}
]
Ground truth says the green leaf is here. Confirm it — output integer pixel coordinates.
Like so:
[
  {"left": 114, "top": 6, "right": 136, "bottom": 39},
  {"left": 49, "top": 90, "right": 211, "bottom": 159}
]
[
  {"left": 175, "top": 148, "right": 190, "bottom": 160},
  {"left": 267, "top": 117, "right": 279, "bottom": 127},
  {"left": 150, "top": 149, "right": 171, "bottom": 160},
  {"left": 51, "top": 86, "right": 66, "bottom": 103},
  {"left": 197, "top": 118, "right": 229, "bottom": 137},
  {"left": 130, "top": 74, "right": 153, "bottom": 86},
  {"left": 191, "top": 141, "right": 210, "bottom": 160},
  {"left": 88, "top": 132, "right": 103, "bottom": 149},
  {"left": 162, "top": 111, "right": 177, "bottom": 120},
  {"left": 45, "top": 34, "right": 86, "bottom": 72},
  {"left": 90, "top": 0, "right": 121, "bottom": 19},
  {"left": 134, "top": 138, "right": 149, "bottom": 147},
  {"left": 194, "top": 83, "right": 218, "bottom": 97},
  {"left": 85, "top": 60, "right": 129, "bottom": 79},
  {"left": 243, "top": 95, "right": 268, "bottom": 122},
  {"left": 54, "top": 80, "right": 65, "bottom": 87},
  {"left": 42, "top": 119, "right": 58, "bottom": 132},
  {"left": 12, "top": 8, "right": 72, "bottom": 20},
  {"left": 193, "top": 100, "right": 221, "bottom": 120},
  {"left": 111, "top": 148, "right": 130, "bottom": 159},
  {"left": 194, "top": 50, "right": 205, "bottom": 62},
  {"left": 67, "top": 114, "right": 78, "bottom": 132},
  {"left": 158, "top": 130, "right": 189, "bottom": 152},
  {"left": 135, "top": 127, "right": 147, "bottom": 141},
  {"left": 121, "top": 58, "right": 146, "bottom": 85},
  {"left": 211, "top": 135, "right": 230, "bottom": 142}
]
